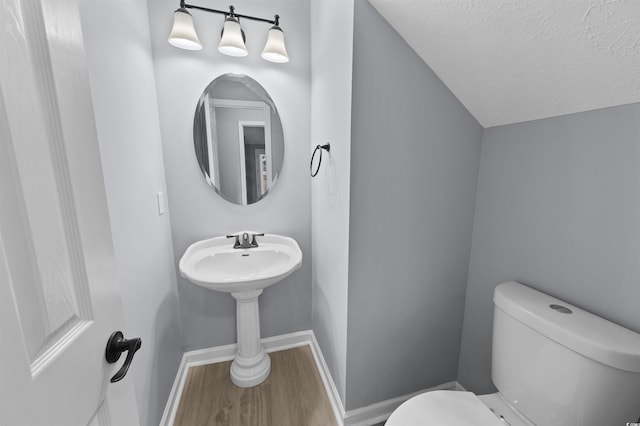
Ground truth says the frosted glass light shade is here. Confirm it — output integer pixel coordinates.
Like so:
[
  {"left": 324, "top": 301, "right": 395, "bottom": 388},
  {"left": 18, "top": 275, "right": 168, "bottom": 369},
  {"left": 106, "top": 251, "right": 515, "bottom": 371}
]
[
  {"left": 261, "top": 26, "right": 289, "bottom": 63},
  {"left": 168, "top": 8, "right": 202, "bottom": 50},
  {"left": 218, "top": 18, "right": 248, "bottom": 57}
]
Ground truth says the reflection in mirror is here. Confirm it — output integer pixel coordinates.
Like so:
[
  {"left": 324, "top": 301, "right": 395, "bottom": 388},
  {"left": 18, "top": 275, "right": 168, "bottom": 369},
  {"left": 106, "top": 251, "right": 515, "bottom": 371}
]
[{"left": 193, "top": 74, "right": 284, "bottom": 205}]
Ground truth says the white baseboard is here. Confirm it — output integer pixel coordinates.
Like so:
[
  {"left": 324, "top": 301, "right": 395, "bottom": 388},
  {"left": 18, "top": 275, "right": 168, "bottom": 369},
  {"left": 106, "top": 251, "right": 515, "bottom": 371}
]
[
  {"left": 160, "top": 330, "right": 464, "bottom": 426},
  {"left": 159, "top": 330, "right": 343, "bottom": 426},
  {"left": 455, "top": 381, "right": 468, "bottom": 391},
  {"left": 308, "top": 332, "right": 346, "bottom": 425},
  {"left": 343, "top": 381, "right": 460, "bottom": 426}
]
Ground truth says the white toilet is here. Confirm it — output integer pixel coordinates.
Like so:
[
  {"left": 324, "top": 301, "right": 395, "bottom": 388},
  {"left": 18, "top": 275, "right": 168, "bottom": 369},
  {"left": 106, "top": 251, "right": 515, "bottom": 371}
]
[{"left": 386, "top": 281, "right": 640, "bottom": 426}]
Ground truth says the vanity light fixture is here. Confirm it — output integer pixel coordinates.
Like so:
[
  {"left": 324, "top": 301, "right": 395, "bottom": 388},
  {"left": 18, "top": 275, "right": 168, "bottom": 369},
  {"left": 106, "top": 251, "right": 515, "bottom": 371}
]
[
  {"left": 168, "top": 7, "right": 202, "bottom": 50},
  {"left": 168, "top": 2, "right": 289, "bottom": 63}
]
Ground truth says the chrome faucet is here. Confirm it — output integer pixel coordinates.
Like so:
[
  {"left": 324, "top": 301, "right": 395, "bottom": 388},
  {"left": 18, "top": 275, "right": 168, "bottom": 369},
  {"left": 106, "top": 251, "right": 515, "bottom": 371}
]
[{"left": 226, "top": 232, "right": 264, "bottom": 249}]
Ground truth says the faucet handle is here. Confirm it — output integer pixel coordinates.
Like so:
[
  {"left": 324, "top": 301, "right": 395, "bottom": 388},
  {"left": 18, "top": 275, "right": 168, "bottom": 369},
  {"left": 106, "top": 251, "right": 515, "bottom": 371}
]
[
  {"left": 226, "top": 234, "right": 241, "bottom": 248},
  {"left": 250, "top": 233, "right": 264, "bottom": 247}
]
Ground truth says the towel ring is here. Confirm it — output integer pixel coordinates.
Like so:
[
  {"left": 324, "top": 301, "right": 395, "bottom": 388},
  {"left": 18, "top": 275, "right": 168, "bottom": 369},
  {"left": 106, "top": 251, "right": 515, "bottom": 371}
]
[{"left": 310, "top": 143, "right": 330, "bottom": 177}]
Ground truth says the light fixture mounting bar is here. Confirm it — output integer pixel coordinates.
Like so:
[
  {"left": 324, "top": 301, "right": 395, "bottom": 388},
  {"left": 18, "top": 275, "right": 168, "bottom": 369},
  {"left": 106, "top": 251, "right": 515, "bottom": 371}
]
[{"left": 180, "top": 1, "right": 279, "bottom": 25}]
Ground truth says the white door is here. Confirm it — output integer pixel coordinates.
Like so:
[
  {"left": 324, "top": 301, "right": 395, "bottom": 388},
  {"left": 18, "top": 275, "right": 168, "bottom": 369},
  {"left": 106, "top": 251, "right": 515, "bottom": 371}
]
[{"left": 0, "top": 0, "right": 139, "bottom": 425}]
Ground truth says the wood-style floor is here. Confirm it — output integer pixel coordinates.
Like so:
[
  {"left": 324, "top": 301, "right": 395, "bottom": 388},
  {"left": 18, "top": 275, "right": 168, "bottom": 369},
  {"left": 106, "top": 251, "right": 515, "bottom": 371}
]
[{"left": 174, "top": 346, "right": 337, "bottom": 426}]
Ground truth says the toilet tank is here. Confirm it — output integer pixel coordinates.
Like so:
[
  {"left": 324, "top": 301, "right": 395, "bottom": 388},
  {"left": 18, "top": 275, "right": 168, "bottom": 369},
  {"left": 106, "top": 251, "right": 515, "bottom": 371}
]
[{"left": 492, "top": 282, "right": 640, "bottom": 426}]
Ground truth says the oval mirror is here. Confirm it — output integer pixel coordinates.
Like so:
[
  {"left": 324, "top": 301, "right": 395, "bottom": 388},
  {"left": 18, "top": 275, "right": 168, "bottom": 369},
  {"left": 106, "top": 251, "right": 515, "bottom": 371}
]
[{"left": 193, "top": 74, "right": 284, "bottom": 205}]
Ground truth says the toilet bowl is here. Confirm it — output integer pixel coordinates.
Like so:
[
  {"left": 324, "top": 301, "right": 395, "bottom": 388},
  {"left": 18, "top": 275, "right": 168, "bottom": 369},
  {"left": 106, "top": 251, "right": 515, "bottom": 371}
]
[
  {"left": 386, "top": 391, "right": 502, "bottom": 426},
  {"left": 386, "top": 391, "right": 536, "bottom": 426},
  {"left": 386, "top": 282, "right": 640, "bottom": 426}
]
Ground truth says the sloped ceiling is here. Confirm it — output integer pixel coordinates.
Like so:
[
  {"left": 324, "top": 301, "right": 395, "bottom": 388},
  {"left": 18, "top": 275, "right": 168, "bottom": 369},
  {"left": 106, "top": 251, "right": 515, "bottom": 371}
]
[{"left": 367, "top": 0, "right": 640, "bottom": 128}]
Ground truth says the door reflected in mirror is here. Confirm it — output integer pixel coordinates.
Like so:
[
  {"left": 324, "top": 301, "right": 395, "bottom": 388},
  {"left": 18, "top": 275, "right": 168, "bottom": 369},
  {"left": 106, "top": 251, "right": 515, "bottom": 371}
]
[{"left": 193, "top": 74, "right": 284, "bottom": 205}]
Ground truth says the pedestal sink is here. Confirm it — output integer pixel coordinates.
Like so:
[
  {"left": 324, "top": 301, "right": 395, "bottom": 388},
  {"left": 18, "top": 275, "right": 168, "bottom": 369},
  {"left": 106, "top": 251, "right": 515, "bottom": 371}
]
[{"left": 179, "top": 232, "right": 302, "bottom": 387}]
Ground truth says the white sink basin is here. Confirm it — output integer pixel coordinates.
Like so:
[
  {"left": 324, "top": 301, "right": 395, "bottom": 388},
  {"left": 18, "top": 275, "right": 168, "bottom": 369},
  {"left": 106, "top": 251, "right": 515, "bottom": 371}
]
[
  {"left": 179, "top": 232, "right": 302, "bottom": 388},
  {"left": 179, "top": 233, "right": 302, "bottom": 293}
]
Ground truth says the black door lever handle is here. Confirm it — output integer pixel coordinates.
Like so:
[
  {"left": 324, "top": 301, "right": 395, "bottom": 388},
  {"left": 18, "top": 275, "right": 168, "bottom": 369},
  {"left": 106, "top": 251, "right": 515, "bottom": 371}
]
[{"left": 105, "top": 331, "right": 142, "bottom": 383}]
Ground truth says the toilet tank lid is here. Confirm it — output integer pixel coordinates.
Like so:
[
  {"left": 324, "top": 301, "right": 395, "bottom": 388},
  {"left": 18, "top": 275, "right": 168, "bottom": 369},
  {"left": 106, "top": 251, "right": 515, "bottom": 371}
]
[{"left": 494, "top": 282, "right": 640, "bottom": 373}]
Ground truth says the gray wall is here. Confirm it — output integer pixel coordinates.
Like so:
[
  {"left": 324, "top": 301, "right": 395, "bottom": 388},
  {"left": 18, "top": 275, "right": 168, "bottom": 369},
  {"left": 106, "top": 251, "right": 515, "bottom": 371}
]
[
  {"left": 79, "top": 2, "right": 184, "bottom": 425},
  {"left": 147, "top": 0, "right": 312, "bottom": 351},
  {"left": 458, "top": 103, "right": 640, "bottom": 393},
  {"left": 345, "top": 0, "right": 483, "bottom": 409},
  {"left": 310, "top": 0, "right": 355, "bottom": 404}
]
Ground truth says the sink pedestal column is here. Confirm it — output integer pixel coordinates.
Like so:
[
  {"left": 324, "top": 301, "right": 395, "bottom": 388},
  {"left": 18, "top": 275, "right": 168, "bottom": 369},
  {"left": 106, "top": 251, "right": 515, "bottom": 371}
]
[{"left": 229, "top": 289, "right": 271, "bottom": 387}]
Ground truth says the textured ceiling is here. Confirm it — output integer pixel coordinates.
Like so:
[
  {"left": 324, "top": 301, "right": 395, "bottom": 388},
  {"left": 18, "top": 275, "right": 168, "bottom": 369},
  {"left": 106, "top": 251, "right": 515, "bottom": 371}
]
[{"left": 367, "top": 0, "right": 640, "bottom": 127}]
